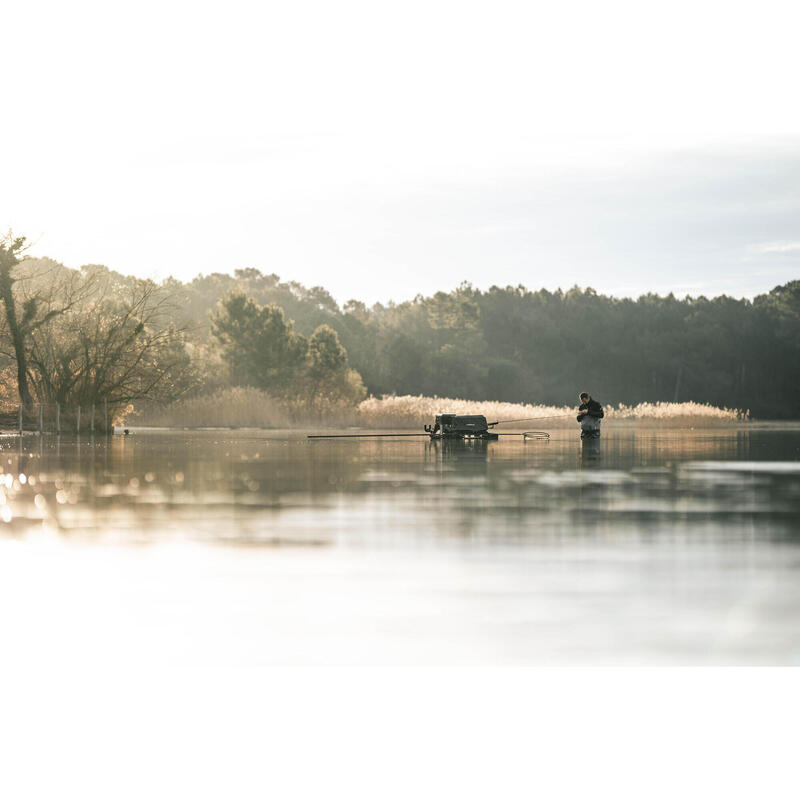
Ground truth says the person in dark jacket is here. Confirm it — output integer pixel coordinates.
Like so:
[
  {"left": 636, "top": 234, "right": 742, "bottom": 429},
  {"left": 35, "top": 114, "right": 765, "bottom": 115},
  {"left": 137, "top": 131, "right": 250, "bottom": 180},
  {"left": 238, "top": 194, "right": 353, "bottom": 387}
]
[{"left": 577, "top": 392, "right": 604, "bottom": 439}]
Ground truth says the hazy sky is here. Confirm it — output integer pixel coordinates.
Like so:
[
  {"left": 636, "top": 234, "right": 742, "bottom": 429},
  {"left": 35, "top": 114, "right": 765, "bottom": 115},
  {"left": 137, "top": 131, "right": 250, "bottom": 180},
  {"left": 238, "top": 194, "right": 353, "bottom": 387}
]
[{"left": 3, "top": 0, "right": 799, "bottom": 304}]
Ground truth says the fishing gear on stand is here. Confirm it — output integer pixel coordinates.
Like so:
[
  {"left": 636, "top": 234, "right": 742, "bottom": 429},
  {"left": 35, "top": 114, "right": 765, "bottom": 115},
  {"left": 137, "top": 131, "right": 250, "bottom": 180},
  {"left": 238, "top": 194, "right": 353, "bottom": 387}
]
[{"left": 308, "top": 412, "right": 573, "bottom": 441}]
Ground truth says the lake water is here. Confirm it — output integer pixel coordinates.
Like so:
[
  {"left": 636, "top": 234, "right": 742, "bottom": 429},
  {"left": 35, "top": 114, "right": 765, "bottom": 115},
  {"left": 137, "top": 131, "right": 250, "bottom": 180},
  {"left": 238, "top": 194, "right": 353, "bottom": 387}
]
[{"left": 1, "top": 424, "right": 799, "bottom": 665}]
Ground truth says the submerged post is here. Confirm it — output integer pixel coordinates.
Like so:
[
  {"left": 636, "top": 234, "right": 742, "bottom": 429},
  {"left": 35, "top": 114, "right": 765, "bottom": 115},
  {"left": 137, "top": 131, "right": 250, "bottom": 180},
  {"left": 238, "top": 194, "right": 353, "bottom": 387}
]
[
  {"left": 77, "top": 405, "right": 81, "bottom": 433},
  {"left": 104, "top": 399, "right": 108, "bottom": 435},
  {"left": 39, "top": 404, "right": 43, "bottom": 434},
  {"left": 91, "top": 403, "right": 95, "bottom": 433},
  {"left": 56, "top": 403, "right": 61, "bottom": 434},
  {"left": 18, "top": 404, "right": 22, "bottom": 435}
]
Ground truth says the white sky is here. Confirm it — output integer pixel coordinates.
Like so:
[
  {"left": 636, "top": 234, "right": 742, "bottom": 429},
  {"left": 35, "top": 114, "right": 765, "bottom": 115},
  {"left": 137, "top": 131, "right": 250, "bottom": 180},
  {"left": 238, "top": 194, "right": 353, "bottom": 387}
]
[{"left": 3, "top": 0, "right": 799, "bottom": 304}]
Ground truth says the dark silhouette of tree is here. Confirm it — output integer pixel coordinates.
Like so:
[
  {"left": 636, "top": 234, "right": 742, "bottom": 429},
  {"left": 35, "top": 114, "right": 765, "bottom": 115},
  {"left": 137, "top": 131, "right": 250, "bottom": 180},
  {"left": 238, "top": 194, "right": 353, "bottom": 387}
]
[
  {"left": 210, "top": 292, "right": 308, "bottom": 391},
  {"left": 0, "top": 233, "right": 31, "bottom": 407},
  {"left": 308, "top": 325, "right": 347, "bottom": 377}
]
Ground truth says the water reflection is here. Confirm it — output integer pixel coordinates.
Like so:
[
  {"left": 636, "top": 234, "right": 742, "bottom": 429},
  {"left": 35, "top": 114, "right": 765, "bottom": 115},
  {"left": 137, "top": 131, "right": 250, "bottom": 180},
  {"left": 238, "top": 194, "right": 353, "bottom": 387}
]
[
  {"left": 580, "top": 436, "right": 602, "bottom": 466},
  {"left": 1, "top": 425, "right": 799, "bottom": 664},
  {"left": 0, "top": 426, "right": 797, "bottom": 545}
]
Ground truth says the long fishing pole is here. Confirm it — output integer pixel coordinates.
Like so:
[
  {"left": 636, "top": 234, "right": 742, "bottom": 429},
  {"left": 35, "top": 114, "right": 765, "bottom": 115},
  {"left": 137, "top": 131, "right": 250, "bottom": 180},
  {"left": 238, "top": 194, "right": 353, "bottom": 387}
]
[
  {"left": 488, "top": 414, "right": 574, "bottom": 426},
  {"left": 308, "top": 433, "right": 431, "bottom": 439},
  {"left": 308, "top": 431, "right": 550, "bottom": 440}
]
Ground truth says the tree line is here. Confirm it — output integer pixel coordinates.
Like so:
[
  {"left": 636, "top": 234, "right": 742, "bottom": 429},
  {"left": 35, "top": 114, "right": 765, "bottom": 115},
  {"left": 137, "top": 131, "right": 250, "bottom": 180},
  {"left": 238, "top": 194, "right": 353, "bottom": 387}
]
[{"left": 2, "top": 232, "right": 799, "bottom": 419}]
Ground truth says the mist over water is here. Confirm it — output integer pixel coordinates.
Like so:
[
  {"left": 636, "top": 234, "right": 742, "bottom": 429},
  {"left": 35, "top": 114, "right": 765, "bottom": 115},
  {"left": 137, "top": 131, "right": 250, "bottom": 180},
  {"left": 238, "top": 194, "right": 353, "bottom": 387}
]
[{"left": 1, "top": 425, "right": 799, "bottom": 665}]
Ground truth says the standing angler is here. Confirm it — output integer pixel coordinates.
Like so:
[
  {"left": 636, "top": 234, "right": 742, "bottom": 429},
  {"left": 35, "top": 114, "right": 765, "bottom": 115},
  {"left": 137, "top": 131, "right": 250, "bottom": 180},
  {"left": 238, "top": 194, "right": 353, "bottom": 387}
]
[{"left": 577, "top": 392, "right": 604, "bottom": 439}]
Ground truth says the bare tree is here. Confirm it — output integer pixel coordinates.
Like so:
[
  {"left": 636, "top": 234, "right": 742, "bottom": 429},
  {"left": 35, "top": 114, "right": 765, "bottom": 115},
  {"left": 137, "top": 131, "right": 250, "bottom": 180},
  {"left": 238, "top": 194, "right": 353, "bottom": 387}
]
[
  {"left": 0, "top": 237, "right": 194, "bottom": 422},
  {"left": 0, "top": 234, "right": 100, "bottom": 408},
  {"left": 25, "top": 269, "right": 193, "bottom": 411}
]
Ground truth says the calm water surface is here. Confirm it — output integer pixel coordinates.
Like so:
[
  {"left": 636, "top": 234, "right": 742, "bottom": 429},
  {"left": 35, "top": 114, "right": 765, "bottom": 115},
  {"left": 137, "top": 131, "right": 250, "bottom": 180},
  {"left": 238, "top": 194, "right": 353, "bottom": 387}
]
[{"left": 1, "top": 425, "right": 799, "bottom": 665}]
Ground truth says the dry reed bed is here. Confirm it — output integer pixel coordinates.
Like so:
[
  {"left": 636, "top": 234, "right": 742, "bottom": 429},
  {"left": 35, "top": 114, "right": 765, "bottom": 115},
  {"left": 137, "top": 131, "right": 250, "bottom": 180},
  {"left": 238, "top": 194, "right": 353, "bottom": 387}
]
[
  {"left": 132, "top": 389, "right": 746, "bottom": 429},
  {"left": 355, "top": 395, "right": 746, "bottom": 428}
]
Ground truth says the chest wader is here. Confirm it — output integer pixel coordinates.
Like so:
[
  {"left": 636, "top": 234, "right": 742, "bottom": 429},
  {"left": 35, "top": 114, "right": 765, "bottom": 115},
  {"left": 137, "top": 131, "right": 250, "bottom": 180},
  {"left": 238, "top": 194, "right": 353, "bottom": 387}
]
[{"left": 580, "top": 414, "right": 602, "bottom": 439}]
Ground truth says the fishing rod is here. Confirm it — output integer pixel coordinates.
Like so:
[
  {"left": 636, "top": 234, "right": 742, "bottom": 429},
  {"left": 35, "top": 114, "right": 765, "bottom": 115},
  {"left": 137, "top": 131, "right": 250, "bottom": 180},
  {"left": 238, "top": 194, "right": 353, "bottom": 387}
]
[
  {"left": 307, "top": 429, "right": 552, "bottom": 441},
  {"left": 307, "top": 432, "right": 430, "bottom": 439},
  {"left": 488, "top": 414, "right": 574, "bottom": 426},
  {"left": 307, "top": 431, "right": 550, "bottom": 440}
]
